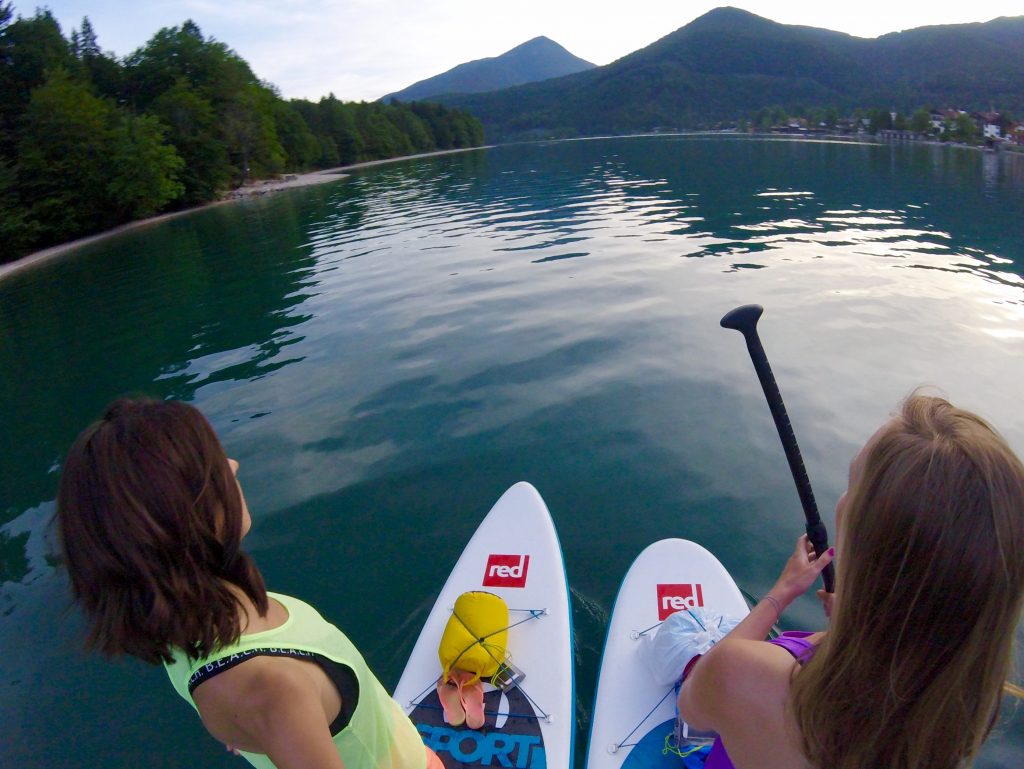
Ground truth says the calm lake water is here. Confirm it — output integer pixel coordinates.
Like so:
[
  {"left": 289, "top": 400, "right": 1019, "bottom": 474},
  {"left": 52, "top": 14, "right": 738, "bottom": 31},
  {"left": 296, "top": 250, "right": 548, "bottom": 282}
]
[{"left": 2, "top": 136, "right": 1023, "bottom": 768}]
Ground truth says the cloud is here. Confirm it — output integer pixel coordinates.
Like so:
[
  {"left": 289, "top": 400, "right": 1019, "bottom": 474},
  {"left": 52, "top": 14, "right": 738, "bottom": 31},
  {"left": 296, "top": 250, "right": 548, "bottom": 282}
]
[{"left": 42, "top": 0, "right": 1024, "bottom": 102}]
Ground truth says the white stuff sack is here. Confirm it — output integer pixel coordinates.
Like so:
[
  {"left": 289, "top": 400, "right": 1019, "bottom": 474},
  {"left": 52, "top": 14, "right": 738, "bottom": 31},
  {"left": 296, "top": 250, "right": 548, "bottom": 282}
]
[{"left": 638, "top": 607, "right": 742, "bottom": 685}]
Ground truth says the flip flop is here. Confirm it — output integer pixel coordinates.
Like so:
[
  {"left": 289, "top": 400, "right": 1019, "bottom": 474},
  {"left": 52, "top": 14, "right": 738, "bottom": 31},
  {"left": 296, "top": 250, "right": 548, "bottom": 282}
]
[
  {"left": 437, "top": 675, "right": 466, "bottom": 726},
  {"left": 452, "top": 670, "right": 485, "bottom": 730}
]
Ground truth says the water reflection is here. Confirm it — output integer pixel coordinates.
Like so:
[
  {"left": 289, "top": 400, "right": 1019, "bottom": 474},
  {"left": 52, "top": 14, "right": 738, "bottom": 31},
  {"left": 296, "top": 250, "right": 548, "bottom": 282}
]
[
  {"left": 1, "top": 137, "right": 1023, "bottom": 769},
  {"left": 0, "top": 530, "right": 29, "bottom": 584},
  {"left": 0, "top": 193, "right": 326, "bottom": 519}
]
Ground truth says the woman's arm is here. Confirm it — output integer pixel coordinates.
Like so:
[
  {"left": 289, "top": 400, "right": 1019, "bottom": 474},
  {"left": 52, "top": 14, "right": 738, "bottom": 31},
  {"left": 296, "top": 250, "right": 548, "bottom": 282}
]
[
  {"left": 724, "top": 535, "right": 834, "bottom": 643},
  {"left": 193, "top": 656, "right": 346, "bottom": 769},
  {"left": 677, "top": 535, "right": 833, "bottom": 729}
]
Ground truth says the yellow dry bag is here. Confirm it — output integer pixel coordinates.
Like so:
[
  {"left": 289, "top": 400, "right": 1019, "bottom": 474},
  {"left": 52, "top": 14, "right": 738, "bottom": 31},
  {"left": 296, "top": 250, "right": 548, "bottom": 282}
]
[{"left": 438, "top": 591, "right": 509, "bottom": 683}]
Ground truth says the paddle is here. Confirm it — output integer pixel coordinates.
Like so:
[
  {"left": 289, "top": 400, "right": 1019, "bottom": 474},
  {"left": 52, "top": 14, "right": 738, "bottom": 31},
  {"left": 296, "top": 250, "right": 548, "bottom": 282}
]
[{"left": 720, "top": 304, "right": 836, "bottom": 594}]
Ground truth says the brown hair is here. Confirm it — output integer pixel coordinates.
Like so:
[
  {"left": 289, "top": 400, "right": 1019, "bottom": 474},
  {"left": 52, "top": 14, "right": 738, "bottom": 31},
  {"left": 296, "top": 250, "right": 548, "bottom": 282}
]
[
  {"left": 56, "top": 397, "right": 268, "bottom": 664},
  {"left": 790, "top": 395, "right": 1024, "bottom": 769}
]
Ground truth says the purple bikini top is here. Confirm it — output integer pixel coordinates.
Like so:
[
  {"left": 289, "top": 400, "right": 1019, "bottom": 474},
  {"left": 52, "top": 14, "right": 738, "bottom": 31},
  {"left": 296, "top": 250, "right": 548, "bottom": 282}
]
[
  {"left": 765, "top": 630, "right": 817, "bottom": 664},
  {"left": 703, "top": 632, "right": 819, "bottom": 769}
]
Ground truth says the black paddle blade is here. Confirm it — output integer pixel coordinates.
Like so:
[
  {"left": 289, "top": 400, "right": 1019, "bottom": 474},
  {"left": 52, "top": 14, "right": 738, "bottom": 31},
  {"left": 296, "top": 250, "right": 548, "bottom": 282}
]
[{"left": 720, "top": 304, "right": 764, "bottom": 333}]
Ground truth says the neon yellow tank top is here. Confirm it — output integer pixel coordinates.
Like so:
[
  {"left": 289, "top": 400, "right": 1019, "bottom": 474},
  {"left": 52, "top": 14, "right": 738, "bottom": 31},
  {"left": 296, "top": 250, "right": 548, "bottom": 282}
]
[{"left": 164, "top": 592, "right": 426, "bottom": 769}]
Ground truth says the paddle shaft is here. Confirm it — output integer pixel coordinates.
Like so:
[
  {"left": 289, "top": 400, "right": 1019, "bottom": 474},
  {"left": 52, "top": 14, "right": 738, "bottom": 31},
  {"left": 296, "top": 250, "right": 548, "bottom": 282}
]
[{"left": 721, "top": 305, "right": 836, "bottom": 594}]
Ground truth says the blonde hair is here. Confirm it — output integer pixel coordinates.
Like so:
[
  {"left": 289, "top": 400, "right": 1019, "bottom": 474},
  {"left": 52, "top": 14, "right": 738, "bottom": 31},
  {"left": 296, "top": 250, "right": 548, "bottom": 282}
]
[{"left": 790, "top": 395, "right": 1024, "bottom": 769}]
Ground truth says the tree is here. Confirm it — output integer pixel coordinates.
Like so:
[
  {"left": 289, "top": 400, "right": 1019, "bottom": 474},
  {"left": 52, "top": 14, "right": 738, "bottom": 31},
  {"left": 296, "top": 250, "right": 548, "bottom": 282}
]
[
  {"left": 316, "top": 134, "right": 340, "bottom": 167},
  {"left": 0, "top": 156, "right": 35, "bottom": 261},
  {"left": 867, "top": 108, "right": 893, "bottom": 134},
  {"left": 128, "top": 20, "right": 287, "bottom": 185},
  {"left": 273, "top": 100, "right": 319, "bottom": 169},
  {"left": 125, "top": 20, "right": 254, "bottom": 112},
  {"left": 416, "top": 102, "right": 454, "bottom": 147},
  {"left": 150, "top": 78, "right": 231, "bottom": 203},
  {"left": 105, "top": 112, "right": 184, "bottom": 219},
  {"left": 17, "top": 69, "right": 183, "bottom": 244},
  {"left": 319, "top": 95, "right": 364, "bottom": 164},
  {"left": 755, "top": 106, "right": 772, "bottom": 131},
  {"left": 0, "top": 2, "right": 13, "bottom": 154},
  {"left": 73, "top": 16, "right": 125, "bottom": 100},
  {"left": 0, "top": 9, "right": 78, "bottom": 141},
  {"left": 386, "top": 105, "right": 433, "bottom": 153},
  {"left": 221, "top": 84, "right": 284, "bottom": 183},
  {"left": 2, "top": 9, "right": 485, "bottom": 255},
  {"left": 354, "top": 103, "right": 413, "bottom": 160},
  {"left": 16, "top": 69, "right": 114, "bottom": 241},
  {"left": 291, "top": 97, "right": 343, "bottom": 166},
  {"left": 0, "top": 9, "right": 76, "bottom": 95},
  {"left": 909, "top": 108, "right": 931, "bottom": 135},
  {"left": 952, "top": 113, "right": 978, "bottom": 143},
  {"left": 77, "top": 16, "right": 99, "bottom": 58}
]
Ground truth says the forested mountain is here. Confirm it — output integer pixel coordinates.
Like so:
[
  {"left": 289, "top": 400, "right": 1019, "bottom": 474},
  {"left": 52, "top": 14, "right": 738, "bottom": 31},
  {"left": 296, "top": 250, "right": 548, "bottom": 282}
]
[
  {"left": 440, "top": 8, "right": 1024, "bottom": 140},
  {"left": 4, "top": 4, "right": 1021, "bottom": 263},
  {"left": 382, "top": 36, "right": 595, "bottom": 102},
  {"left": 0, "top": 4, "right": 484, "bottom": 263}
]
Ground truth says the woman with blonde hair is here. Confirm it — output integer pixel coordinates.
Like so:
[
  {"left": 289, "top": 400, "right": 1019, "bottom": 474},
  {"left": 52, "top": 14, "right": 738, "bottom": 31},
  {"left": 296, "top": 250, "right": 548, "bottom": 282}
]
[
  {"left": 678, "top": 394, "right": 1024, "bottom": 769},
  {"left": 57, "top": 397, "right": 443, "bottom": 769}
]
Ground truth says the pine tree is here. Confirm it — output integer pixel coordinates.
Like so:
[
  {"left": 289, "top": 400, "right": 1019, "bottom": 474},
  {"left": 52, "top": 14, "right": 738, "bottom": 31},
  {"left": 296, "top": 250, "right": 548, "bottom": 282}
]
[{"left": 78, "top": 17, "right": 99, "bottom": 59}]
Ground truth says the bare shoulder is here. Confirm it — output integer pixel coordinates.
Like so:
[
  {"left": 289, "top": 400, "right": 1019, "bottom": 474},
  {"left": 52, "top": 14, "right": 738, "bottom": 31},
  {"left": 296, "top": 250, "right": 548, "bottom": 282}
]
[
  {"left": 192, "top": 656, "right": 327, "bottom": 749},
  {"left": 680, "top": 639, "right": 810, "bottom": 769},
  {"left": 679, "top": 638, "right": 796, "bottom": 730},
  {"left": 700, "top": 638, "right": 796, "bottom": 700}
]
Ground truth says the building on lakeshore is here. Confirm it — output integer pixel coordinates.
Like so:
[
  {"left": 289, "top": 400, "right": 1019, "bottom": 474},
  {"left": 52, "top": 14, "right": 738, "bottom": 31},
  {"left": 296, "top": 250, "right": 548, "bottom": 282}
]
[{"left": 975, "top": 112, "right": 1003, "bottom": 140}]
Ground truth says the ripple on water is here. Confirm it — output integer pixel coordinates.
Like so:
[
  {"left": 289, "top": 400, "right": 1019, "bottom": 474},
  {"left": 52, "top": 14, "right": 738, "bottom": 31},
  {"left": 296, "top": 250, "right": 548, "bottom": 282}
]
[{"left": 2, "top": 137, "right": 1024, "bottom": 768}]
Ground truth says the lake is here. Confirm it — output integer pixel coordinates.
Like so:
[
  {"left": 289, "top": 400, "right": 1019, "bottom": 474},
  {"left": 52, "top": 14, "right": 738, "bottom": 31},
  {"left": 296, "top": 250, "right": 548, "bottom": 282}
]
[{"left": 2, "top": 135, "right": 1023, "bottom": 768}]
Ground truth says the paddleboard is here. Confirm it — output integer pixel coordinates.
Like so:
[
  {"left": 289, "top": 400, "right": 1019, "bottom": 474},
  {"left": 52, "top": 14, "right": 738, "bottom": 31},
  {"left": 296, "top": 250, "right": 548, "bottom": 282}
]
[
  {"left": 394, "top": 482, "right": 574, "bottom": 769},
  {"left": 586, "top": 539, "right": 749, "bottom": 769}
]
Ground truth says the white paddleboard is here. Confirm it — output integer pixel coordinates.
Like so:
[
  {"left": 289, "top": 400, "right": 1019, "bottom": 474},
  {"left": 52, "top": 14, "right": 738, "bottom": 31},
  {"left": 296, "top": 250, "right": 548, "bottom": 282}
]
[
  {"left": 586, "top": 539, "right": 749, "bottom": 769},
  {"left": 394, "top": 482, "right": 574, "bottom": 769}
]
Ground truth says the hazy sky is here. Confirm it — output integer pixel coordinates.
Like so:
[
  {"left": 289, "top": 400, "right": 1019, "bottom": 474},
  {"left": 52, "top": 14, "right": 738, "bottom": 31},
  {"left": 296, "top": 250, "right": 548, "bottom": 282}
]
[{"left": 30, "top": 2, "right": 1024, "bottom": 102}]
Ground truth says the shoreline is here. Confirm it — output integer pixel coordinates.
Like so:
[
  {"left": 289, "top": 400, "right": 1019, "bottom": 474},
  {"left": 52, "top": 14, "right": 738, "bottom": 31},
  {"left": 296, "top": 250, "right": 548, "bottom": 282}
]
[
  {"left": 0, "top": 146, "right": 491, "bottom": 283},
  {"left": 2, "top": 136, "right": 1013, "bottom": 283}
]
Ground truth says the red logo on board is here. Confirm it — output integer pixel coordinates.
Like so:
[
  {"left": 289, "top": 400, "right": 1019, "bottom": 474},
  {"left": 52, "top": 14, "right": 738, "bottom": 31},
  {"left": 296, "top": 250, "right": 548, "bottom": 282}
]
[
  {"left": 656, "top": 583, "right": 704, "bottom": 620},
  {"left": 482, "top": 554, "right": 530, "bottom": 588}
]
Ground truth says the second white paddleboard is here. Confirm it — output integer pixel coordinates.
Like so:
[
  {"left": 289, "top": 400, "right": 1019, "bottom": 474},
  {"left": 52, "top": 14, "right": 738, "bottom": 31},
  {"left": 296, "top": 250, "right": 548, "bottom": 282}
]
[{"left": 586, "top": 538, "right": 749, "bottom": 769}]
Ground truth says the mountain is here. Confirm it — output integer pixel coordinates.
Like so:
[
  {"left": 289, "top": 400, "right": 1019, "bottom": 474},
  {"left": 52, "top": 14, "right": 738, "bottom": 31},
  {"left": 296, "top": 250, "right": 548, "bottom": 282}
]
[
  {"left": 381, "top": 36, "right": 596, "bottom": 102},
  {"left": 436, "top": 8, "right": 1024, "bottom": 141}
]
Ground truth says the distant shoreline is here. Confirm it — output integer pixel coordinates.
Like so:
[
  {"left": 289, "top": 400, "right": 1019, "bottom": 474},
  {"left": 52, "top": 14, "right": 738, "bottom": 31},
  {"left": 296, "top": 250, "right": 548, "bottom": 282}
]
[
  {"left": 3, "top": 136, "right": 1014, "bottom": 283},
  {"left": 540, "top": 129, "right": 1016, "bottom": 153},
  {"left": 0, "top": 146, "right": 491, "bottom": 283}
]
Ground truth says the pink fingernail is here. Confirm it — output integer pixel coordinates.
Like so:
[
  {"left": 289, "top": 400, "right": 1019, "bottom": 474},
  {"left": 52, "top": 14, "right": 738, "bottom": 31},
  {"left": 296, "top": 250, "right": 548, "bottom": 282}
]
[{"left": 828, "top": 547, "right": 835, "bottom": 556}]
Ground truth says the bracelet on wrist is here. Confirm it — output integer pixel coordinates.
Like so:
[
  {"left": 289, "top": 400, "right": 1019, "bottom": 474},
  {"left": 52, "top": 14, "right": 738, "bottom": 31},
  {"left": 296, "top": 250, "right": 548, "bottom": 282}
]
[{"left": 762, "top": 594, "right": 783, "bottom": 620}]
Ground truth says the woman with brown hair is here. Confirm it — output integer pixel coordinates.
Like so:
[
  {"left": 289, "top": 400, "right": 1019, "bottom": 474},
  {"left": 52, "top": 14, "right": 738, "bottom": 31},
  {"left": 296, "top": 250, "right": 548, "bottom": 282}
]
[
  {"left": 57, "top": 397, "right": 440, "bottom": 769},
  {"left": 678, "top": 394, "right": 1024, "bottom": 769}
]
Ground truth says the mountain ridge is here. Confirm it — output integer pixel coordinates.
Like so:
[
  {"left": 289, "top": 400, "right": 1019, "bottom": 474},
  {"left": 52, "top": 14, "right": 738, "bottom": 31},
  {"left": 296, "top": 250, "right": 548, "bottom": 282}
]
[
  {"left": 435, "top": 8, "right": 1024, "bottom": 140},
  {"left": 381, "top": 36, "right": 595, "bottom": 102}
]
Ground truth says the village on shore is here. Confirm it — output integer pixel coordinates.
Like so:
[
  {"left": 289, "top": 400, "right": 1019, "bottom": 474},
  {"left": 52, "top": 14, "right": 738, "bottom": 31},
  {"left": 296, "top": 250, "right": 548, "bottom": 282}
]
[{"left": 733, "top": 106, "right": 1024, "bottom": 150}]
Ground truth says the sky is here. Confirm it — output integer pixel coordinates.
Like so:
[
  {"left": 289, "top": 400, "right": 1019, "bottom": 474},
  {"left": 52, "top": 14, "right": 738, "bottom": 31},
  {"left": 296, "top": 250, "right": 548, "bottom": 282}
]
[{"left": 27, "top": 1, "right": 1024, "bottom": 102}]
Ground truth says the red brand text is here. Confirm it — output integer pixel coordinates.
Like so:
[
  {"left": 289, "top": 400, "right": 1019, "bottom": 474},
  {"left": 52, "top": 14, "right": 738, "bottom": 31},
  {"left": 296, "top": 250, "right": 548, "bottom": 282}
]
[
  {"left": 482, "top": 554, "right": 530, "bottom": 588},
  {"left": 656, "top": 583, "right": 704, "bottom": 620}
]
